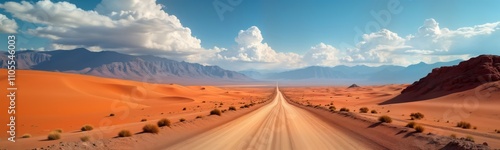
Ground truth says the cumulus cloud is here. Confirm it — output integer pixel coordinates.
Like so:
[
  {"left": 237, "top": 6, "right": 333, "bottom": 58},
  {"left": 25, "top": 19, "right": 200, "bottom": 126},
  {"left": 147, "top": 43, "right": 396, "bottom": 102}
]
[
  {"left": 0, "top": 14, "right": 17, "bottom": 33},
  {"left": 0, "top": 0, "right": 202, "bottom": 60},
  {"left": 197, "top": 26, "right": 304, "bottom": 71},
  {"left": 303, "top": 43, "right": 341, "bottom": 66}
]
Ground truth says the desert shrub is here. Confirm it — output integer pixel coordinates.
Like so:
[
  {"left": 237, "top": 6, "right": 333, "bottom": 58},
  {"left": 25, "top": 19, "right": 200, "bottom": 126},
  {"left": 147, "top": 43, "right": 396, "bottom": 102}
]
[
  {"left": 47, "top": 132, "right": 61, "bottom": 140},
  {"left": 371, "top": 110, "right": 377, "bottom": 114},
  {"left": 196, "top": 115, "right": 203, "bottom": 119},
  {"left": 80, "top": 136, "right": 91, "bottom": 142},
  {"left": 465, "top": 135, "right": 475, "bottom": 142},
  {"left": 378, "top": 115, "right": 392, "bottom": 123},
  {"left": 359, "top": 107, "right": 369, "bottom": 113},
  {"left": 410, "top": 112, "right": 425, "bottom": 120},
  {"left": 81, "top": 125, "right": 94, "bottom": 131},
  {"left": 21, "top": 134, "right": 31, "bottom": 138},
  {"left": 329, "top": 106, "right": 336, "bottom": 111},
  {"left": 157, "top": 118, "right": 171, "bottom": 127},
  {"left": 109, "top": 113, "right": 115, "bottom": 117},
  {"left": 141, "top": 118, "right": 147, "bottom": 122},
  {"left": 456, "top": 121, "right": 471, "bottom": 129},
  {"left": 220, "top": 102, "right": 223, "bottom": 105},
  {"left": 339, "top": 107, "right": 350, "bottom": 112},
  {"left": 54, "top": 129, "right": 63, "bottom": 133},
  {"left": 229, "top": 106, "right": 237, "bottom": 111},
  {"left": 202, "top": 101, "right": 206, "bottom": 103},
  {"left": 142, "top": 124, "right": 160, "bottom": 134},
  {"left": 118, "top": 130, "right": 132, "bottom": 137},
  {"left": 182, "top": 107, "right": 186, "bottom": 111},
  {"left": 415, "top": 125, "right": 425, "bottom": 133},
  {"left": 406, "top": 122, "right": 417, "bottom": 128},
  {"left": 179, "top": 118, "right": 186, "bottom": 122},
  {"left": 473, "top": 126, "right": 477, "bottom": 130},
  {"left": 210, "top": 109, "right": 222, "bottom": 116}
]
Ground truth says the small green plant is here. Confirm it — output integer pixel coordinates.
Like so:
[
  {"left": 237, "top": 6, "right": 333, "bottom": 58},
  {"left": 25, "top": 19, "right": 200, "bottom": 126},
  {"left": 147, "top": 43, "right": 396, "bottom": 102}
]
[
  {"left": 228, "top": 106, "right": 237, "bottom": 111},
  {"left": 80, "top": 136, "right": 91, "bottom": 142},
  {"left": 415, "top": 125, "right": 425, "bottom": 133},
  {"left": 47, "top": 132, "right": 61, "bottom": 140},
  {"left": 210, "top": 109, "right": 222, "bottom": 116},
  {"left": 406, "top": 122, "right": 417, "bottom": 128},
  {"left": 81, "top": 125, "right": 94, "bottom": 131},
  {"left": 371, "top": 110, "right": 377, "bottom": 114},
  {"left": 456, "top": 121, "right": 471, "bottom": 129},
  {"left": 179, "top": 118, "right": 186, "bottom": 122},
  {"left": 157, "top": 118, "right": 171, "bottom": 127},
  {"left": 359, "top": 107, "right": 369, "bottom": 113},
  {"left": 142, "top": 124, "right": 160, "bottom": 134},
  {"left": 21, "top": 134, "right": 31, "bottom": 138},
  {"left": 410, "top": 112, "right": 425, "bottom": 120},
  {"left": 118, "top": 130, "right": 132, "bottom": 137},
  {"left": 378, "top": 115, "right": 392, "bottom": 123}
]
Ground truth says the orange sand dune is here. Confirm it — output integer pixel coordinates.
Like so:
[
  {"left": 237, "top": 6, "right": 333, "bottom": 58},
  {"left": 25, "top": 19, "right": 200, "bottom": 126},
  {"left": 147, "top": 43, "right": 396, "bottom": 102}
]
[
  {"left": 281, "top": 83, "right": 500, "bottom": 148},
  {"left": 0, "top": 69, "right": 273, "bottom": 142}
]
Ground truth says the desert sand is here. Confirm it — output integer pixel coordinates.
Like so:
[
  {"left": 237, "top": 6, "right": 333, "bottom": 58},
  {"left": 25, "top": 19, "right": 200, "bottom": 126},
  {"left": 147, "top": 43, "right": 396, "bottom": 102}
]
[
  {"left": 281, "top": 83, "right": 500, "bottom": 149},
  {"left": 0, "top": 69, "right": 274, "bottom": 149}
]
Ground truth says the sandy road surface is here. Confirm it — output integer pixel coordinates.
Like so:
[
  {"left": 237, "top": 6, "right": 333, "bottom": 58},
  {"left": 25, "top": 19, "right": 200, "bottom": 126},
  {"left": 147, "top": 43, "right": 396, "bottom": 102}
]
[{"left": 164, "top": 88, "right": 373, "bottom": 150}]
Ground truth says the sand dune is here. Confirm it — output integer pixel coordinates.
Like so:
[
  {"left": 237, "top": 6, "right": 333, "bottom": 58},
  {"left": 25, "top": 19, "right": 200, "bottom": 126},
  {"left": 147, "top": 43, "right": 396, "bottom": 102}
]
[
  {"left": 281, "top": 83, "right": 500, "bottom": 148},
  {"left": 0, "top": 69, "right": 273, "bottom": 149}
]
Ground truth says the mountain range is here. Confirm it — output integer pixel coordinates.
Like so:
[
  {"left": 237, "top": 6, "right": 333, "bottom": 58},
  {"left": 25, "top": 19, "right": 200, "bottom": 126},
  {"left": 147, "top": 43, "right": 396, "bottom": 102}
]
[
  {"left": 241, "top": 60, "right": 462, "bottom": 85},
  {"left": 1, "top": 48, "right": 466, "bottom": 85},
  {"left": 0, "top": 48, "right": 251, "bottom": 85}
]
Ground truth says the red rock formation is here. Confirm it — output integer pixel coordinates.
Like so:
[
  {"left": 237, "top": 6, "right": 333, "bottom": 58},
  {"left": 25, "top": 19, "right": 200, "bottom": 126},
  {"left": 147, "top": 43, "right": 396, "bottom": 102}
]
[{"left": 402, "top": 55, "right": 500, "bottom": 95}]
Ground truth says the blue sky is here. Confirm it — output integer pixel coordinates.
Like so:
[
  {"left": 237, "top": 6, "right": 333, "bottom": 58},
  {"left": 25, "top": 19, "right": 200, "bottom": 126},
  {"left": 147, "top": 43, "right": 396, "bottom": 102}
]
[{"left": 1, "top": 0, "right": 500, "bottom": 71}]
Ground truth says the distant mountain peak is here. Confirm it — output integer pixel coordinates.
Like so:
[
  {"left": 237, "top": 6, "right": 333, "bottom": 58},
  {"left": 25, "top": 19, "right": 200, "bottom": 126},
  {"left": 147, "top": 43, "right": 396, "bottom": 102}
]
[{"left": 0, "top": 48, "right": 251, "bottom": 84}]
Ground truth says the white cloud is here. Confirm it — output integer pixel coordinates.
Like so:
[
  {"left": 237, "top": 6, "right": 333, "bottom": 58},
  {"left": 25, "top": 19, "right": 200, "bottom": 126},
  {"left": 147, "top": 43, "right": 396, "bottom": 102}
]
[
  {"left": 197, "top": 26, "right": 304, "bottom": 71},
  {"left": 0, "top": 0, "right": 202, "bottom": 60},
  {"left": 0, "top": 14, "right": 17, "bottom": 33},
  {"left": 303, "top": 43, "right": 341, "bottom": 66}
]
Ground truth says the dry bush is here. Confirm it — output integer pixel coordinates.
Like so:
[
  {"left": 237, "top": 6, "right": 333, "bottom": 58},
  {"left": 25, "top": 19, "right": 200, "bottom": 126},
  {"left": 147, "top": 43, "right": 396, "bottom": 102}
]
[
  {"left": 415, "top": 125, "right": 425, "bottom": 133},
  {"left": 410, "top": 112, "right": 425, "bottom": 120},
  {"left": 157, "top": 118, "right": 171, "bottom": 127},
  {"left": 406, "top": 122, "right": 417, "bottom": 128},
  {"left": 47, "top": 132, "right": 61, "bottom": 140},
  {"left": 371, "top": 110, "right": 377, "bottom": 114},
  {"left": 456, "top": 121, "right": 471, "bottom": 129},
  {"left": 118, "top": 130, "right": 132, "bottom": 137},
  {"left": 179, "top": 118, "right": 186, "bottom": 122},
  {"left": 339, "top": 107, "right": 350, "bottom": 112},
  {"left": 359, "top": 107, "right": 369, "bottom": 113},
  {"left": 81, "top": 125, "right": 94, "bottom": 131},
  {"left": 229, "top": 106, "right": 237, "bottom": 111},
  {"left": 142, "top": 124, "right": 160, "bottom": 134},
  {"left": 378, "top": 115, "right": 392, "bottom": 123},
  {"left": 210, "top": 109, "right": 222, "bottom": 116}
]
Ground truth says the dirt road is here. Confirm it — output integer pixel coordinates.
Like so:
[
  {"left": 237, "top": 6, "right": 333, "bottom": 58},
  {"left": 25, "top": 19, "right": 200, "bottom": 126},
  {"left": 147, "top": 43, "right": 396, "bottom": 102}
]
[{"left": 164, "top": 88, "right": 376, "bottom": 150}]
